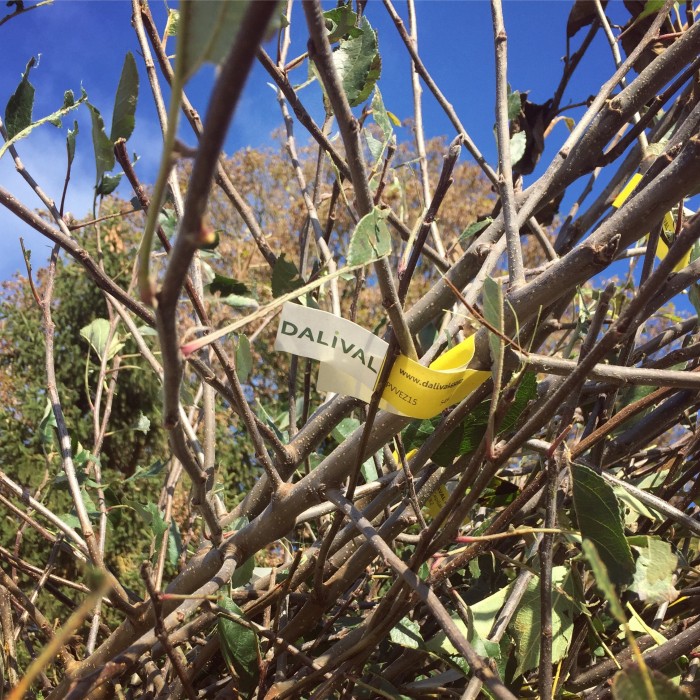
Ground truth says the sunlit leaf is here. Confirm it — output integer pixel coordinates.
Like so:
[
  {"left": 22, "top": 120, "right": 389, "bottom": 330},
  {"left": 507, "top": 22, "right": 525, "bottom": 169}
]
[
  {"left": 164, "top": 8, "right": 180, "bottom": 36},
  {"left": 509, "top": 130, "right": 527, "bottom": 165},
  {"left": 638, "top": 0, "right": 677, "bottom": 21},
  {"left": 331, "top": 14, "right": 381, "bottom": 107},
  {"left": 390, "top": 618, "right": 423, "bottom": 649},
  {"left": 167, "top": 520, "right": 182, "bottom": 566},
  {"left": 510, "top": 567, "right": 575, "bottom": 677},
  {"left": 627, "top": 535, "right": 679, "bottom": 604},
  {"left": 133, "top": 412, "right": 151, "bottom": 435},
  {"left": 371, "top": 86, "right": 393, "bottom": 140},
  {"left": 235, "top": 333, "right": 252, "bottom": 383},
  {"left": 219, "top": 294, "right": 259, "bottom": 310},
  {"left": 347, "top": 206, "right": 391, "bottom": 265},
  {"left": 80, "top": 318, "right": 125, "bottom": 362},
  {"left": 0, "top": 87, "right": 86, "bottom": 161},
  {"left": 324, "top": 4, "right": 362, "bottom": 42},
  {"left": 507, "top": 87, "right": 521, "bottom": 122},
  {"left": 612, "top": 667, "right": 691, "bottom": 699}
]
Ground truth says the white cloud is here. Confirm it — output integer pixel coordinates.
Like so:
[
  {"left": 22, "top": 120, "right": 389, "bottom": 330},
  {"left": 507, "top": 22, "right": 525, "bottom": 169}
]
[{"left": 0, "top": 121, "right": 97, "bottom": 280}]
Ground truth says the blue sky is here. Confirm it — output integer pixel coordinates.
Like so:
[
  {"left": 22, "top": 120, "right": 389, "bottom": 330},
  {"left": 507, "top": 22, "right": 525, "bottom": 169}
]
[{"left": 0, "top": 0, "right": 647, "bottom": 282}]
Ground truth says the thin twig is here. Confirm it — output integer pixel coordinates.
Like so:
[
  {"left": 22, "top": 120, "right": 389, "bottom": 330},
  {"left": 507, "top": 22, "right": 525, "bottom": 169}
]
[
  {"left": 141, "top": 563, "right": 197, "bottom": 700},
  {"left": 406, "top": 0, "right": 446, "bottom": 258},
  {"left": 304, "top": 0, "right": 416, "bottom": 360},
  {"left": 491, "top": 0, "right": 525, "bottom": 289},
  {"left": 382, "top": 0, "right": 499, "bottom": 186}
]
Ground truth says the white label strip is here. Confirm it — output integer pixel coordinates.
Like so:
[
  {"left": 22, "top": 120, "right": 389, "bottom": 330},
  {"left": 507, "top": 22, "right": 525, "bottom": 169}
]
[{"left": 274, "top": 302, "right": 388, "bottom": 394}]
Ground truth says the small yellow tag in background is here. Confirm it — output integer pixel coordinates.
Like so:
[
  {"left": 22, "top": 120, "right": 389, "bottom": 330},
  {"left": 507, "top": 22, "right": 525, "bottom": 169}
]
[
  {"left": 394, "top": 448, "right": 450, "bottom": 519},
  {"left": 612, "top": 173, "right": 643, "bottom": 209},
  {"left": 612, "top": 173, "right": 692, "bottom": 272}
]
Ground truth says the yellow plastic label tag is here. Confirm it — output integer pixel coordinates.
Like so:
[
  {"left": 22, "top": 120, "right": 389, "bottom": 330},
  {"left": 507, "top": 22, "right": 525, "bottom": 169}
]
[
  {"left": 611, "top": 173, "right": 643, "bottom": 209},
  {"left": 394, "top": 448, "right": 450, "bottom": 518},
  {"left": 612, "top": 173, "right": 693, "bottom": 272},
  {"left": 274, "top": 302, "right": 490, "bottom": 419}
]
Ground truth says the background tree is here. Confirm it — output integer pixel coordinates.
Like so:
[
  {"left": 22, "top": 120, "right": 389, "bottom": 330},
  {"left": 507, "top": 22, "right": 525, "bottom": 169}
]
[{"left": 0, "top": 1, "right": 700, "bottom": 699}]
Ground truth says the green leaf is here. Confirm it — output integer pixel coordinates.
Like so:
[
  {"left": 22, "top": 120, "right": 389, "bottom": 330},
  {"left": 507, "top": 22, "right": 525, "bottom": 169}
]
[
  {"left": 86, "top": 102, "right": 115, "bottom": 188},
  {"left": 331, "top": 14, "right": 381, "bottom": 107},
  {"left": 235, "top": 333, "right": 252, "bottom": 383},
  {"left": 332, "top": 417, "right": 361, "bottom": 443},
  {"left": 612, "top": 667, "right": 691, "bottom": 700},
  {"left": 361, "top": 454, "right": 378, "bottom": 482},
  {"left": 4, "top": 57, "right": 36, "bottom": 139},
  {"left": 217, "top": 597, "right": 259, "bottom": 692},
  {"left": 80, "top": 487, "right": 101, "bottom": 520},
  {"left": 427, "top": 599, "right": 501, "bottom": 667},
  {"left": 324, "top": 5, "right": 362, "bottom": 42},
  {"left": 79, "top": 318, "right": 125, "bottom": 362},
  {"left": 125, "top": 500, "right": 168, "bottom": 541},
  {"left": 365, "top": 130, "right": 384, "bottom": 163},
  {"left": 371, "top": 86, "right": 393, "bottom": 140},
  {"left": 627, "top": 536, "right": 679, "bottom": 604},
  {"left": 96, "top": 173, "right": 122, "bottom": 196},
  {"left": 581, "top": 539, "right": 627, "bottom": 624},
  {"left": 390, "top": 617, "right": 423, "bottom": 649},
  {"left": 499, "top": 371, "right": 537, "bottom": 433},
  {"left": 110, "top": 52, "right": 139, "bottom": 143},
  {"left": 405, "top": 372, "right": 535, "bottom": 465},
  {"left": 510, "top": 131, "right": 527, "bottom": 166},
  {"left": 66, "top": 120, "right": 78, "bottom": 168},
  {"left": 572, "top": 465, "right": 635, "bottom": 587},
  {"left": 332, "top": 418, "right": 377, "bottom": 478},
  {"left": 164, "top": 8, "right": 180, "bottom": 36},
  {"left": 507, "top": 88, "right": 521, "bottom": 122},
  {"left": 0, "top": 88, "right": 86, "bottom": 161},
  {"left": 688, "top": 283, "right": 700, "bottom": 320},
  {"left": 231, "top": 556, "right": 255, "bottom": 589},
  {"left": 167, "top": 520, "right": 182, "bottom": 566},
  {"left": 509, "top": 567, "right": 575, "bottom": 678},
  {"left": 460, "top": 217, "right": 493, "bottom": 242},
  {"left": 209, "top": 274, "right": 251, "bottom": 297},
  {"left": 271, "top": 253, "right": 304, "bottom": 298},
  {"left": 133, "top": 412, "right": 151, "bottom": 435},
  {"left": 469, "top": 583, "right": 512, "bottom": 640},
  {"left": 347, "top": 206, "right": 391, "bottom": 265},
  {"left": 366, "top": 87, "right": 395, "bottom": 165},
  {"left": 483, "top": 276, "right": 503, "bottom": 370},
  {"left": 124, "top": 460, "right": 166, "bottom": 483},
  {"left": 158, "top": 209, "right": 179, "bottom": 238},
  {"left": 219, "top": 294, "right": 259, "bottom": 309},
  {"left": 38, "top": 398, "right": 57, "bottom": 446},
  {"left": 638, "top": 0, "right": 678, "bottom": 21},
  {"left": 179, "top": 1, "right": 251, "bottom": 83}
]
